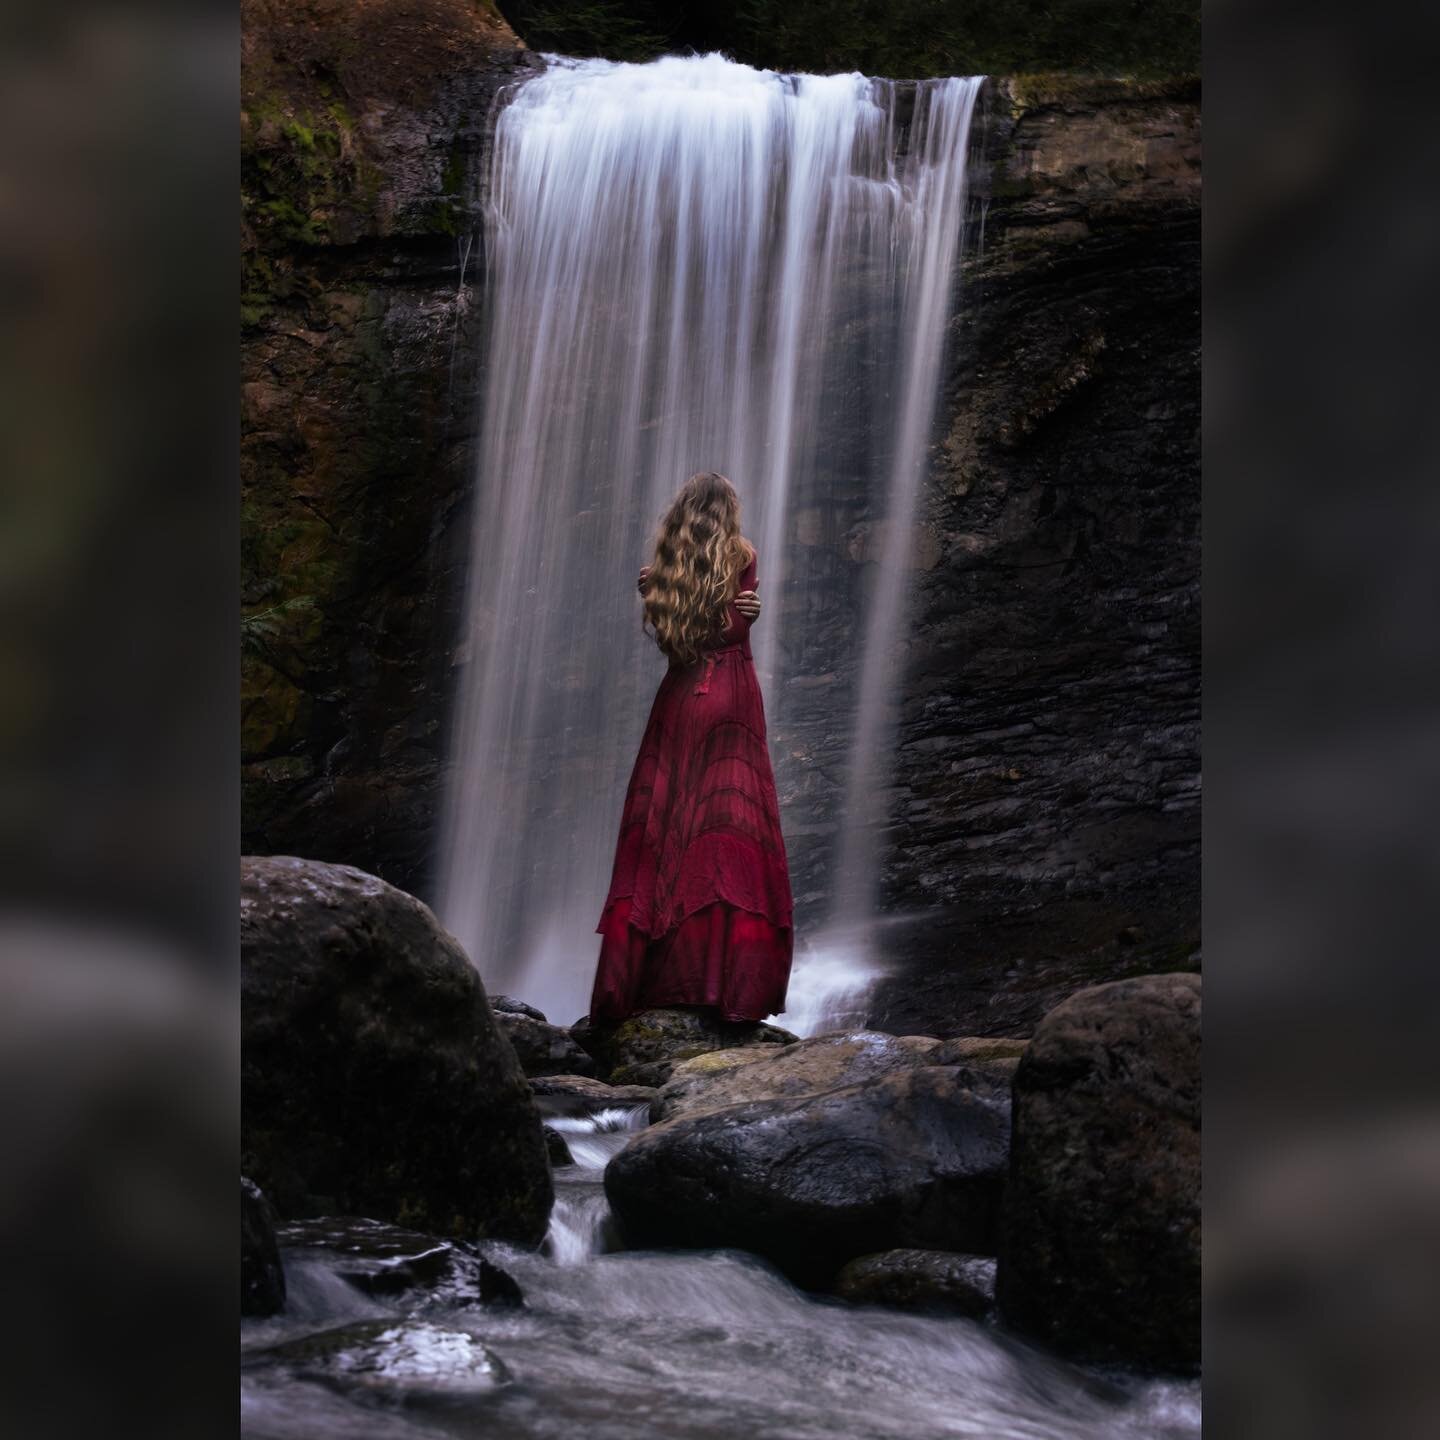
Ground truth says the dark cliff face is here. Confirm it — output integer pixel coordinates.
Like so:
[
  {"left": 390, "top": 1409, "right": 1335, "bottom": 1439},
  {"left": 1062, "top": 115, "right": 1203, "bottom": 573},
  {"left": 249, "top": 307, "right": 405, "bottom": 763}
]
[
  {"left": 869, "top": 76, "right": 1201, "bottom": 1035},
  {"left": 241, "top": 10, "right": 1200, "bottom": 1034},
  {"left": 240, "top": 0, "right": 530, "bottom": 893}
]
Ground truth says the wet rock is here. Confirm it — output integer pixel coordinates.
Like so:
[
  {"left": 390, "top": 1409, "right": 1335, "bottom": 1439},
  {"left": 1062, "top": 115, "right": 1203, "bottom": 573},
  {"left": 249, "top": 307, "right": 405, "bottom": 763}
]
[
  {"left": 478, "top": 1258, "right": 525, "bottom": 1307},
  {"left": 492, "top": 995, "right": 547, "bottom": 1021},
  {"left": 606, "top": 1066, "right": 1010, "bottom": 1287},
  {"left": 832, "top": 1249, "right": 996, "bottom": 1319},
  {"left": 241, "top": 1177, "right": 285, "bottom": 1317},
  {"left": 530, "top": 1073, "right": 660, "bottom": 1115},
  {"left": 261, "top": 1319, "right": 511, "bottom": 1398},
  {"left": 929, "top": 1036, "right": 1029, "bottom": 1067},
  {"left": 927, "top": 1037, "right": 1028, "bottom": 1090},
  {"left": 543, "top": 1126, "right": 575, "bottom": 1167},
  {"left": 495, "top": 1011, "right": 597, "bottom": 1077},
  {"left": 997, "top": 973, "right": 1200, "bottom": 1372},
  {"left": 608, "top": 1058, "right": 680, "bottom": 1088},
  {"left": 646, "top": 1047, "right": 779, "bottom": 1115},
  {"left": 241, "top": 856, "right": 553, "bottom": 1243},
  {"left": 568, "top": 1013, "right": 600, "bottom": 1059},
  {"left": 587, "top": 1006, "right": 797, "bottom": 1082},
  {"left": 654, "top": 1031, "right": 943, "bottom": 1122},
  {"left": 278, "top": 1216, "right": 460, "bottom": 1296}
]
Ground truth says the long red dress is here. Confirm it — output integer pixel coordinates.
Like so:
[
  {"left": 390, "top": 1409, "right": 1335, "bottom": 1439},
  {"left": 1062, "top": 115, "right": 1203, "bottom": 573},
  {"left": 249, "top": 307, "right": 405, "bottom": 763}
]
[{"left": 590, "top": 548, "right": 794, "bottom": 1023}]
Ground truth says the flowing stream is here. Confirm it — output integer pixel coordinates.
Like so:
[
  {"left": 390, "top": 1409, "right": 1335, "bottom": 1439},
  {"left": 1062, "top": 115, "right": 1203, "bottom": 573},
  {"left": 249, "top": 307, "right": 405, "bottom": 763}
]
[
  {"left": 242, "top": 1096, "right": 1200, "bottom": 1439},
  {"left": 436, "top": 54, "right": 986, "bottom": 1030}
]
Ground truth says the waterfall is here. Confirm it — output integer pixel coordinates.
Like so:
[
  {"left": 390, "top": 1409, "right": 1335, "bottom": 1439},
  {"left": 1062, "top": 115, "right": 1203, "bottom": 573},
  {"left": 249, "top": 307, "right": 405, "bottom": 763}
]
[{"left": 437, "top": 53, "right": 983, "bottom": 1027}]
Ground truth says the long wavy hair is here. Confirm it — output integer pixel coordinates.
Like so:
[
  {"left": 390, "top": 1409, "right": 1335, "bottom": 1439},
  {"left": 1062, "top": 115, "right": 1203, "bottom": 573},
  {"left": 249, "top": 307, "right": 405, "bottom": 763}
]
[{"left": 642, "top": 472, "right": 754, "bottom": 666}]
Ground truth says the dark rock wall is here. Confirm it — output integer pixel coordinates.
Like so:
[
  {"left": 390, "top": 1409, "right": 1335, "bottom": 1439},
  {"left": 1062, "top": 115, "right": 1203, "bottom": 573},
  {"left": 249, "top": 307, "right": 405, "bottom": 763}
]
[
  {"left": 240, "top": 3, "right": 1200, "bottom": 1035},
  {"left": 867, "top": 76, "right": 1201, "bottom": 1035},
  {"left": 240, "top": 0, "right": 529, "bottom": 894}
]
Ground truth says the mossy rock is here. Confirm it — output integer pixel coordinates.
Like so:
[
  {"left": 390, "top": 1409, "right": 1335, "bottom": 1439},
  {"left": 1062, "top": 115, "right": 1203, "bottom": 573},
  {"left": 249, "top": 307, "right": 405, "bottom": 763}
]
[
  {"left": 930, "top": 1036, "right": 1030, "bottom": 1066},
  {"left": 653, "top": 1031, "right": 946, "bottom": 1123},
  {"left": 587, "top": 1006, "right": 797, "bottom": 1081}
]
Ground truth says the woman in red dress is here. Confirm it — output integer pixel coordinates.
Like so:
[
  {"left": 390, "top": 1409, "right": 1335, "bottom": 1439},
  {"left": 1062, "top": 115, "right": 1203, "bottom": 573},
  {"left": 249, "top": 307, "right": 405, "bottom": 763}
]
[{"left": 590, "top": 472, "right": 794, "bottom": 1024}]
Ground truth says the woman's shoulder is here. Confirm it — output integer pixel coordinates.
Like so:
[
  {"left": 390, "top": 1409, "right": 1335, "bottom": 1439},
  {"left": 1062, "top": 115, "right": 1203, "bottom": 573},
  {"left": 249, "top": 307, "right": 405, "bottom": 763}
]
[{"left": 740, "top": 537, "right": 757, "bottom": 574}]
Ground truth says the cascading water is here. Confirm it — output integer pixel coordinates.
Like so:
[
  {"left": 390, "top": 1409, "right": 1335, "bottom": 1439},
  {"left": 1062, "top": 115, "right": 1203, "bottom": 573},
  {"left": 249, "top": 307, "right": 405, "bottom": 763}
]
[
  {"left": 542, "top": 1103, "right": 649, "bottom": 1265},
  {"left": 243, "top": 1093, "right": 1201, "bottom": 1439},
  {"left": 437, "top": 53, "right": 984, "bottom": 1029}
]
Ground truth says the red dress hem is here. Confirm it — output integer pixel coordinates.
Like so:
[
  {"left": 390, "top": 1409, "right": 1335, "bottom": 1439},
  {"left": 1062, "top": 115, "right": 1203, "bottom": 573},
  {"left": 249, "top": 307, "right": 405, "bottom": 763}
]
[{"left": 591, "top": 894, "right": 793, "bottom": 1024}]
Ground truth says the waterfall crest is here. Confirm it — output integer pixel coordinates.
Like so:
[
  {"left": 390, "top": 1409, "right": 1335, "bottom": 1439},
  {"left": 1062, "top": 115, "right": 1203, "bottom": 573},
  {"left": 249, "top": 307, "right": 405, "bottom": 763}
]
[{"left": 437, "top": 53, "right": 983, "bottom": 1027}]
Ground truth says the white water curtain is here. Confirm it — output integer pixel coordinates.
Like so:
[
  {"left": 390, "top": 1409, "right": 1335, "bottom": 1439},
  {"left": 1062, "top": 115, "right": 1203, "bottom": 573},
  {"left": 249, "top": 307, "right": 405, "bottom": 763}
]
[{"left": 437, "top": 54, "right": 983, "bottom": 1027}]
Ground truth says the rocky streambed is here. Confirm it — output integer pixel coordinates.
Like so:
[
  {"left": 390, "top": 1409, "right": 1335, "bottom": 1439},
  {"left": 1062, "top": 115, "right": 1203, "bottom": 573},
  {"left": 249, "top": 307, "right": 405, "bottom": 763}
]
[
  {"left": 241, "top": 856, "right": 1200, "bottom": 1437},
  {"left": 242, "top": 1130, "right": 1198, "bottom": 1440}
]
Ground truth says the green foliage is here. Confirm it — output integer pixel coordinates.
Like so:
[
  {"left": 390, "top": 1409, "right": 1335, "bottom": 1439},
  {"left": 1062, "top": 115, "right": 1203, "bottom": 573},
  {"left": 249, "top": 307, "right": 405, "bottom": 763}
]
[
  {"left": 497, "top": 0, "right": 1199, "bottom": 76},
  {"left": 281, "top": 118, "right": 317, "bottom": 150},
  {"left": 242, "top": 103, "right": 360, "bottom": 252},
  {"left": 502, "top": 0, "right": 672, "bottom": 61},
  {"left": 240, "top": 250, "right": 309, "bottom": 332}
]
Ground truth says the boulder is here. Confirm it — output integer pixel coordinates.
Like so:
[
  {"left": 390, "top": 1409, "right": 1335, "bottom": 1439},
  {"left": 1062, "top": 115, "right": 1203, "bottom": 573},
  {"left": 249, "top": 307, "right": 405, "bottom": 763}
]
[
  {"left": 491, "top": 995, "right": 547, "bottom": 1021},
  {"left": 241, "top": 1177, "right": 285, "bottom": 1317},
  {"left": 263, "top": 1320, "right": 511, "bottom": 1398},
  {"left": 606, "top": 1066, "right": 1010, "bottom": 1287},
  {"left": 277, "top": 1216, "right": 460, "bottom": 1297},
  {"left": 997, "top": 973, "right": 1200, "bottom": 1372},
  {"left": 608, "top": 1058, "right": 682, "bottom": 1088},
  {"left": 528, "top": 1074, "right": 658, "bottom": 1114},
  {"left": 240, "top": 855, "right": 552, "bottom": 1243},
  {"left": 929, "top": 1036, "right": 1029, "bottom": 1068},
  {"left": 832, "top": 1249, "right": 996, "bottom": 1319},
  {"left": 926, "top": 1038, "right": 1028, "bottom": 1094},
  {"left": 584, "top": 1006, "right": 798, "bottom": 1081},
  {"left": 654, "top": 1031, "right": 943, "bottom": 1122},
  {"left": 567, "top": 1013, "right": 601, "bottom": 1061},
  {"left": 494, "top": 1011, "right": 596, "bottom": 1077},
  {"left": 543, "top": 1126, "right": 575, "bottom": 1167},
  {"left": 275, "top": 1214, "right": 524, "bottom": 1307},
  {"left": 478, "top": 1258, "right": 525, "bottom": 1307}
]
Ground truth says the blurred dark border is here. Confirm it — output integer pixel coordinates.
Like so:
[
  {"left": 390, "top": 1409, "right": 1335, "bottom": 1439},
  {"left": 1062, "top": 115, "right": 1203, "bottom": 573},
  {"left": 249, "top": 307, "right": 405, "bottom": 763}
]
[
  {"left": 1205, "top": 0, "right": 1440, "bottom": 1432},
  {"left": 0, "top": 2, "right": 238, "bottom": 1436}
]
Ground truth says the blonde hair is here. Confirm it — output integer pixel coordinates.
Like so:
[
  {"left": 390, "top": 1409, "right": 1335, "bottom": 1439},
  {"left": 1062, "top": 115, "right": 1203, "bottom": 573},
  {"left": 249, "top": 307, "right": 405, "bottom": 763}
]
[{"left": 642, "top": 471, "right": 753, "bottom": 666}]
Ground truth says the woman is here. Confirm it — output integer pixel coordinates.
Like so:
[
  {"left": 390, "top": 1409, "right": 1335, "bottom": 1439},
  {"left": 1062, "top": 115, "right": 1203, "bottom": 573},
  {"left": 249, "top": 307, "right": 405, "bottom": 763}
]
[{"left": 590, "top": 472, "right": 794, "bottom": 1025}]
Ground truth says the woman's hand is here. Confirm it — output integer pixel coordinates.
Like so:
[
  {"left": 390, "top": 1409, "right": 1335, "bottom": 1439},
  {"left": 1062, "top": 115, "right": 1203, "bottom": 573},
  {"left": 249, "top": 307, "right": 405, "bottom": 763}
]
[
  {"left": 637, "top": 565, "right": 652, "bottom": 594},
  {"left": 735, "top": 587, "right": 761, "bottom": 621}
]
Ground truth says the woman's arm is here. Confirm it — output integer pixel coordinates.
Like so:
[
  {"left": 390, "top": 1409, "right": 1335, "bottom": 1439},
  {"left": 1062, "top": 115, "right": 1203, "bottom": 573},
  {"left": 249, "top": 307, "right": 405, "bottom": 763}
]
[{"left": 735, "top": 545, "right": 760, "bottom": 623}]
